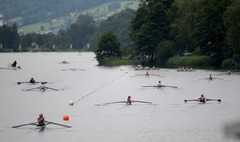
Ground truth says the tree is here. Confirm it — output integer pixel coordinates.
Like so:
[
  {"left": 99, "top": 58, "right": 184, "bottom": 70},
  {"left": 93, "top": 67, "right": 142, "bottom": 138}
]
[
  {"left": 224, "top": 0, "right": 240, "bottom": 65},
  {"left": 129, "top": 0, "right": 170, "bottom": 65},
  {"left": 170, "top": 0, "right": 207, "bottom": 52},
  {"left": 95, "top": 31, "right": 121, "bottom": 63},
  {"left": 192, "top": 0, "right": 231, "bottom": 55}
]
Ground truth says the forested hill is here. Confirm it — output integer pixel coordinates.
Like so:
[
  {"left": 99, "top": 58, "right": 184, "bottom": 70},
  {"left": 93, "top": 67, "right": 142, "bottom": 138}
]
[{"left": 0, "top": 0, "right": 120, "bottom": 26}]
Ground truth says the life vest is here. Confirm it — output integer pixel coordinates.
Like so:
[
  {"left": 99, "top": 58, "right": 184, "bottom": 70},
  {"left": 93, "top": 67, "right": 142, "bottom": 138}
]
[{"left": 37, "top": 117, "right": 45, "bottom": 125}]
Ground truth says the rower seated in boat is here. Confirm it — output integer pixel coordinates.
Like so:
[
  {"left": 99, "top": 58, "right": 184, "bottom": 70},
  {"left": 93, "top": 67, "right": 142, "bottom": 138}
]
[
  {"left": 37, "top": 113, "right": 45, "bottom": 126},
  {"left": 30, "top": 78, "right": 36, "bottom": 84},
  {"left": 198, "top": 94, "right": 207, "bottom": 103},
  {"left": 11, "top": 60, "right": 17, "bottom": 67},
  {"left": 157, "top": 80, "right": 162, "bottom": 88},
  {"left": 145, "top": 71, "right": 149, "bottom": 76},
  {"left": 127, "top": 96, "right": 132, "bottom": 105},
  {"left": 209, "top": 74, "right": 213, "bottom": 80}
]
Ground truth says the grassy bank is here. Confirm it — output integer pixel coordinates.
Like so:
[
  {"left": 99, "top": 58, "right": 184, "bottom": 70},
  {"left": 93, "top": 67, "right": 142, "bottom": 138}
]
[
  {"left": 165, "top": 55, "right": 212, "bottom": 68},
  {"left": 97, "top": 57, "right": 141, "bottom": 66}
]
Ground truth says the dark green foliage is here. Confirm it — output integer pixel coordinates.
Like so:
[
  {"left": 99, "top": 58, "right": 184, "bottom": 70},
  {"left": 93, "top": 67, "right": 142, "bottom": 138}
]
[
  {"left": 224, "top": 0, "right": 240, "bottom": 65},
  {"left": 166, "top": 55, "right": 211, "bottom": 68},
  {"left": 0, "top": 24, "right": 20, "bottom": 51},
  {"left": 95, "top": 31, "right": 121, "bottom": 65},
  {"left": 155, "top": 40, "right": 175, "bottom": 66},
  {"left": 129, "top": 0, "right": 171, "bottom": 65},
  {"left": 0, "top": 0, "right": 114, "bottom": 26}
]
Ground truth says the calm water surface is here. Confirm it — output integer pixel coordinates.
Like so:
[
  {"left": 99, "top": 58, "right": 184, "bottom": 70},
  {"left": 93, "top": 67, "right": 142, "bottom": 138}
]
[{"left": 0, "top": 52, "right": 240, "bottom": 142}]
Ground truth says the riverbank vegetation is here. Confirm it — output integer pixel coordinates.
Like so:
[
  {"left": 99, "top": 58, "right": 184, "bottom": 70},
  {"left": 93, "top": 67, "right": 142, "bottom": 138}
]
[{"left": 0, "top": 0, "right": 240, "bottom": 70}]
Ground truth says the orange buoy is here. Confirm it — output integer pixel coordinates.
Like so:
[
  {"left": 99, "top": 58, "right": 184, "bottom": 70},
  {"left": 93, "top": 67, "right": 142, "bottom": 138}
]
[{"left": 63, "top": 115, "right": 69, "bottom": 121}]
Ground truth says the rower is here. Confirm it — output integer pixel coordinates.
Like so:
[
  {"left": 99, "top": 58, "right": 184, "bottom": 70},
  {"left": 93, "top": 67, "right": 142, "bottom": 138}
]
[
  {"left": 30, "top": 78, "right": 36, "bottom": 84},
  {"left": 209, "top": 74, "right": 213, "bottom": 80},
  {"left": 145, "top": 71, "right": 149, "bottom": 76},
  {"left": 157, "top": 81, "right": 162, "bottom": 89},
  {"left": 127, "top": 96, "right": 132, "bottom": 105},
  {"left": 198, "top": 94, "right": 207, "bottom": 103},
  {"left": 37, "top": 113, "right": 45, "bottom": 126},
  {"left": 11, "top": 60, "right": 17, "bottom": 67}
]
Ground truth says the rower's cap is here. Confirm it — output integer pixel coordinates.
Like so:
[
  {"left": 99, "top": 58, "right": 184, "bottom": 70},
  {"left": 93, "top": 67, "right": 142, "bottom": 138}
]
[{"left": 39, "top": 113, "right": 43, "bottom": 116}]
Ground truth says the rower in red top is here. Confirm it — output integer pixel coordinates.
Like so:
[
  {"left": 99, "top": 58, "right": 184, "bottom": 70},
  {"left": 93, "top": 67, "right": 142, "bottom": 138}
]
[
  {"left": 127, "top": 96, "right": 132, "bottom": 105},
  {"left": 37, "top": 113, "right": 45, "bottom": 126}
]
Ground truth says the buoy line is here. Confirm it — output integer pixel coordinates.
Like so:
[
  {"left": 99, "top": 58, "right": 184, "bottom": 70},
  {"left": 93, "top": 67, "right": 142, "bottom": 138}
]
[{"left": 69, "top": 72, "right": 128, "bottom": 106}]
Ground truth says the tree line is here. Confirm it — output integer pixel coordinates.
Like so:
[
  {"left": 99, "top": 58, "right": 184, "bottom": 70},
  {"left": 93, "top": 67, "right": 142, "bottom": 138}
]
[{"left": 0, "top": 0, "right": 240, "bottom": 69}]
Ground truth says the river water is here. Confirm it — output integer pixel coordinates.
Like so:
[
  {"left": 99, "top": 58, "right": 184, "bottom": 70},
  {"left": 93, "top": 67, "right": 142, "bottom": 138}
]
[{"left": 0, "top": 52, "right": 240, "bottom": 142}]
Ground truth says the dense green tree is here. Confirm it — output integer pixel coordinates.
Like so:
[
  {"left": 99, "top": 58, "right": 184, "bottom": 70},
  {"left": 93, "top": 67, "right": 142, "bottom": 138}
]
[
  {"left": 192, "top": 0, "right": 231, "bottom": 55},
  {"left": 129, "top": 0, "right": 170, "bottom": 65},
  {"left": 170, "top": 0, "right": 207, "bottom": 52},
  {"left": 95, "top": 30, "right": 121, "bottom": 63},
  {"left": 224, "top": 0, "right": 240, "bottom": 64},
  {"left": 0, "top": 24, "right": 20, "bottom": 51},
  {"left": 65, "top": 15, "right": 95, "bottom": 50}
]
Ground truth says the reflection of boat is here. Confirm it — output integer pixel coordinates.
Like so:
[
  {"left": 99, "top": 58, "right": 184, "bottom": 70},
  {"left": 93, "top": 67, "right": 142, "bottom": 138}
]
[{"left": 22, "top": 85, "right": 63, "bottom": 92}]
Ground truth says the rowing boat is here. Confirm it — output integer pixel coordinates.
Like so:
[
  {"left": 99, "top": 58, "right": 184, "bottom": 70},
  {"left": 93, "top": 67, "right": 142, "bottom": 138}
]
[
  {"left": 12, "top": 120, "right": 71, "bottom": 128},
  {"left": 184, "top": 99, "right": 221, "bottom": 103},
  {"left": 142, "top": 85, "right": 178, "bottom": 88},
  {"left": 0, "top": 66, "right": 21, "bottom": 70},
  {"left": 17, "top": 81, "right": 47, "bottom": 85},
  {"left": 95, "top": 100, "right": 152, "bottom": 106}
]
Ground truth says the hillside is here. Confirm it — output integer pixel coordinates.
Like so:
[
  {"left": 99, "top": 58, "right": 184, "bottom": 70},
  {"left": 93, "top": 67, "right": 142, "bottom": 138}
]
[{"left": 0, "top": 0, "right": 139, "bottom": 33}]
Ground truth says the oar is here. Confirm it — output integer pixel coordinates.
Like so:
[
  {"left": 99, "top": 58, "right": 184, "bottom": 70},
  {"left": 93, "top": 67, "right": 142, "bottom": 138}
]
[
  {"left": 184, "top": 99, "right": 198, "bottom": 103},
  {"left": 44, "top": 121, "right": 71, "bottom": 128},
  {"left": 132, "top": 100, "right": 152, "bottom": 104},
  {"left": 22, "top": 87, "right": 39, "bottom": 91},
  {"left": 206, "top": 99, "right": 221, "bottom": 102},
  {"left": 17, "top": 81, "right": 47, "bottom": 85},
  {"left": 17, "top": 81, "right": 29, "bottom": 85},
  {"left": 36, "top": 82, "right": 48, "bottom": 85},
  {"left": 95, "top": 101, "right": 127, "bottom": 106},
  {"left": 162, "top": 85, "right": 178, "bottom": 88},
  {"left": 142, "top": 85, "right": 158, "bottom": 87},
  {"left": 45, "top": 87, "right": 63, "bottom": 91},
  {"left": 12, "top": 122, "right": 38, "bottom": 128}
]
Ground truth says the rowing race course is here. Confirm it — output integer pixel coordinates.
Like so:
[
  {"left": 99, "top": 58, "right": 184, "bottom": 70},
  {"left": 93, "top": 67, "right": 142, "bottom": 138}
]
[{"left": 1, "top": 52, "right": 240, "bottom": 142}]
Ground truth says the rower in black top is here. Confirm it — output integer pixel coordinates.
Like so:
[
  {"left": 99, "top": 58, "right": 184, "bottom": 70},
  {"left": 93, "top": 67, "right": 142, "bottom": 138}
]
[
  {"left": 198, "top": 94, "right": 207, "bottom": 103},
  {"left": 30, "top": 78, "right": 36, "bottom": 84},
  {"left": 11, "top": 60, "right": 17, "bottom": 67}
]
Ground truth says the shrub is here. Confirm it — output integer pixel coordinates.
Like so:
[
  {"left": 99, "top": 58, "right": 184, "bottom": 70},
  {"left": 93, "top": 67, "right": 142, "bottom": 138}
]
[{"left": 166, "top": 55, "right": 211, "bottom": 68}]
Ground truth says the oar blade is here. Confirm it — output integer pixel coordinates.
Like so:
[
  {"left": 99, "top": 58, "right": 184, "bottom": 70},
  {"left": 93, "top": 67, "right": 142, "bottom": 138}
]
[
  {"left": 45, "top": 121, "right": 71, "bottom": 128},
  {"left": 12, "top": 122, "right": 37, "bottom": 128},
  {"left": 132, "top": 100, "right": 152, "bottom": 104}
]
